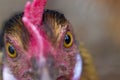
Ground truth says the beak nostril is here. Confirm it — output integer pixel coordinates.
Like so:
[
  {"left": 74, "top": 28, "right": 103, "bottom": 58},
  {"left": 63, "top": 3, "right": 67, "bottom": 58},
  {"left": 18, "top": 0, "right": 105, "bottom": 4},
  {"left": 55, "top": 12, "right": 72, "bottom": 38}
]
[{"left": 60, "top": 66, "right": 67, "bottom": 72}]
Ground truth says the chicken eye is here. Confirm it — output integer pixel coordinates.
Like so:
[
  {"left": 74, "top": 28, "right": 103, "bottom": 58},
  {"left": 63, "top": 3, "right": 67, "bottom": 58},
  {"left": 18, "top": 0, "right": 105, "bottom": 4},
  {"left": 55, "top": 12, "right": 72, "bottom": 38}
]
[
  {"left": 64, "top": 31, "right": 73, "bottom": 48},
  {"left": 7, "top": 43, "right": 17, "bottom": 58}
]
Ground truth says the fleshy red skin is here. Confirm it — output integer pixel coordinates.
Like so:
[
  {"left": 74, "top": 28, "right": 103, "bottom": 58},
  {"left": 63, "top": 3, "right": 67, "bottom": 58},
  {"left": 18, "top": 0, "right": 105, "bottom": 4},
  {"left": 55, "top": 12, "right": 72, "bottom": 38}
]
[{"left": 22, "top": 0, "right": 47, "bottom": 59}]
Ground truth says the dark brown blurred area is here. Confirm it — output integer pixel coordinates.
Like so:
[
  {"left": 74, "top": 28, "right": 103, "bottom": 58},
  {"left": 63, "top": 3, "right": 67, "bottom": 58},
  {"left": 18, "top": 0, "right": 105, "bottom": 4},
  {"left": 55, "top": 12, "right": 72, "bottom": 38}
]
[{"left": 0, "top": 0, "right": 120, "bottom": 80}]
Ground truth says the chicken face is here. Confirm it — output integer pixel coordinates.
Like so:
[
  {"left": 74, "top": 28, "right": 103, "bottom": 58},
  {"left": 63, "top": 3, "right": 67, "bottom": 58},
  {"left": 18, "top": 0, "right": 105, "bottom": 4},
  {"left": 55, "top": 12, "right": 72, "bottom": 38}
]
[{"left": 2, "top": 10, "right": 82, "bottom": 80}]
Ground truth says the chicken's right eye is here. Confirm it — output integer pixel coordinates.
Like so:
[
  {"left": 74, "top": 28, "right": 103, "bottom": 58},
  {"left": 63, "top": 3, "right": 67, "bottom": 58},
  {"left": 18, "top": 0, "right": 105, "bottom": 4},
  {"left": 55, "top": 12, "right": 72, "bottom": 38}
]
[{"left": 6, "top": 43, "right": 17, "bottom": 58}]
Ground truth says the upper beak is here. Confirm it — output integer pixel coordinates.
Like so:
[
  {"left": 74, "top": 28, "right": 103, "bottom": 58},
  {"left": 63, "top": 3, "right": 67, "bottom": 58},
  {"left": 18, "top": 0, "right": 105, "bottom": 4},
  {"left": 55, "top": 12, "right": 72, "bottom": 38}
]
[{"left": 30, "top": 53, "right": 58, "bottom": 80}]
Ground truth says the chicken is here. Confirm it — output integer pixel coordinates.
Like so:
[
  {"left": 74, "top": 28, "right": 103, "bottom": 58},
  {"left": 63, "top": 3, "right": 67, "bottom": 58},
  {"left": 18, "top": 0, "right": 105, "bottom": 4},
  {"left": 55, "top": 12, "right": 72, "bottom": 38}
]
[{"left": 0, "top": 0, "right": 98, "bottom": 80}]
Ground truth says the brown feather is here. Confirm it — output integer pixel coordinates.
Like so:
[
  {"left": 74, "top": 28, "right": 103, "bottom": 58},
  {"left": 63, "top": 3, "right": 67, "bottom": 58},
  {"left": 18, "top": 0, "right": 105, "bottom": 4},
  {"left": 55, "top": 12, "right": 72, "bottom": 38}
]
[
  {"left": 79, "top": 43, "right": 99, "bottom": 80},
  {"left": 3, "top": 12, "right": 30, "bottom": 50},
  {"left": 43, "top": 9, "right": 68, "bottom": 43}
]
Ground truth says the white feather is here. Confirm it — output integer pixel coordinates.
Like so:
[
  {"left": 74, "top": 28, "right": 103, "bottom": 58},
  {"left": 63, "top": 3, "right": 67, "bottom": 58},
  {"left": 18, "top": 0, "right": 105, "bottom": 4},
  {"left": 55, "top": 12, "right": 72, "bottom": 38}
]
[
  {"left": 72, "top": 54, "right": 83, "bottom": 80},
  {"left": 3, "top": 66, "right": 16, "bottom": 80}
]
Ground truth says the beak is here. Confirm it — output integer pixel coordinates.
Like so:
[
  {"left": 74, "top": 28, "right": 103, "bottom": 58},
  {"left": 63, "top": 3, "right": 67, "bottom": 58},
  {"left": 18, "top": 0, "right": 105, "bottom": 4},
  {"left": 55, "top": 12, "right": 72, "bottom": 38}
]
[{"left": 30, "top": 53, "right": 58, "bottom": 80}]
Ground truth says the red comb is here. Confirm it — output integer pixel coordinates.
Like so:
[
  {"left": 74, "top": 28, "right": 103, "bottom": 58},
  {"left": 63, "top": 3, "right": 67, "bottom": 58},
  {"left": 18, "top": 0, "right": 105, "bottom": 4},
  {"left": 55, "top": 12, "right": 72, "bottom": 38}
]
[{"left": 23, "top": 0, "right": 46, "bottom": 26}]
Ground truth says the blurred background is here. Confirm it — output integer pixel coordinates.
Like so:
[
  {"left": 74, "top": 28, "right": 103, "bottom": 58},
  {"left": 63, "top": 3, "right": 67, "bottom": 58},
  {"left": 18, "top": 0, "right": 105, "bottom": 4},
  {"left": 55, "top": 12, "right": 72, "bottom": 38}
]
[{"left": 0, "top": 0, "right": 120, "bottom": 80}]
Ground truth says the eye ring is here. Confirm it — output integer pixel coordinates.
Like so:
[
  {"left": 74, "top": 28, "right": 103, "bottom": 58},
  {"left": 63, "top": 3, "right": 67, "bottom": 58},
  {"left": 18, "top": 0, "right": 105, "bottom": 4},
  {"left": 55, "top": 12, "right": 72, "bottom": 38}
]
[
  {"left": 64, "top": 31, "right": 73, "bottom": 48},
  {"left": 6, "top": 43, "right": 17, "bottom": 58}
]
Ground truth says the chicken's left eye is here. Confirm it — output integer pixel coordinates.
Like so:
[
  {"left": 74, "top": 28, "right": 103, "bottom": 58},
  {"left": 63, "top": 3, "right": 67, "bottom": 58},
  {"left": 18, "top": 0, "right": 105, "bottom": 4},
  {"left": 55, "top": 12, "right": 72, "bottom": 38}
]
[
  {"left": 64, "top": 31, "right": 73, "bottom": 48},
  {"left": 6, "top": 43, "right": 17, "bottom": 58}
]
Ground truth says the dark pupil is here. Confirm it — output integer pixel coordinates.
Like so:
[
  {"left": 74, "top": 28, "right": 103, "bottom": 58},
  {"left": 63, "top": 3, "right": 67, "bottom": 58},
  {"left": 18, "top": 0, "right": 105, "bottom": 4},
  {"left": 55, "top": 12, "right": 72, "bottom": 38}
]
[
  {"left": 65, "top": 34, "right": 71, "bottom": 44},
  {"left": 8, "top": 46, "right": 15, "bottom": 54}
]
